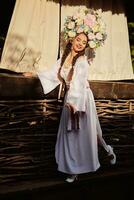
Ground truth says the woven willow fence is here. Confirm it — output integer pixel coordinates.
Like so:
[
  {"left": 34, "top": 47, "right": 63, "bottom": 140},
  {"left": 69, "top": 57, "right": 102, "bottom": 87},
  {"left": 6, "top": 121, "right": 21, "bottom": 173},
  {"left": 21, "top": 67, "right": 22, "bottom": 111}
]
[
  {"left": 0, "top": 99, "right": 134, "bottom": 184},
  {"left": 96, "top": 99, "right": 134, "bottom": 166}
]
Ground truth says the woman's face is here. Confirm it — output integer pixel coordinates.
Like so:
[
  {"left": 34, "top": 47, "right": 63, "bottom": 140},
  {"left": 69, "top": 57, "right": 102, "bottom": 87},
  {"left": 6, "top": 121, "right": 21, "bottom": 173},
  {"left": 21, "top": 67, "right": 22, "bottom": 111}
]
[{"left": 71, "top": 33, "right": 88, "bottom": 52}]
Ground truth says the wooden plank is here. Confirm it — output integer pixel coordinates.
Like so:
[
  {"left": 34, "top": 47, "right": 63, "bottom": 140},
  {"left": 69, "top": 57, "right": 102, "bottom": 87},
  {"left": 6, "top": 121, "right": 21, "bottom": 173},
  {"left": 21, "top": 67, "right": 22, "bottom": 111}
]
[
  {"left": 0, "top": 73, "right": 134, "bottom": 99},
  {"left": 89, "top": 80, "right": 134, "bottom": 99}
]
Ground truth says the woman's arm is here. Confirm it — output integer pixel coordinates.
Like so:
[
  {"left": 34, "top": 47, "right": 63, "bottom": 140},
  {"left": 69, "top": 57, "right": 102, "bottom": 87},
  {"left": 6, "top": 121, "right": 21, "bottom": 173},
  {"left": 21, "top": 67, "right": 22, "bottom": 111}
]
[
  {"left": 36, "top": 59, "right": 61, "bottom": 94},
  {"left": 23, "top": 72, "right": 37, "bottom": 77}
]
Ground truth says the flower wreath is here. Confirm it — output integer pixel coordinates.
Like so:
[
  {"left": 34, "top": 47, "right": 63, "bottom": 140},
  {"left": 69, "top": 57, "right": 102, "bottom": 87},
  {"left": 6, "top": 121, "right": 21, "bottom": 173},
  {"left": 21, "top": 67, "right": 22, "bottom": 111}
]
[{"left": 63, "top": 8, "right": 107, "bottom": 50}]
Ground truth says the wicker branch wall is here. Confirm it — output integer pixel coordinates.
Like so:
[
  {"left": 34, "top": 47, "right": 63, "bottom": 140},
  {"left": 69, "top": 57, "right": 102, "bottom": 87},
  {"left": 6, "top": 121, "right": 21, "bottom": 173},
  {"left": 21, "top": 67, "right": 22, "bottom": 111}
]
[{"left": 0, "top": 99, "right": 134, "bottom": 184}]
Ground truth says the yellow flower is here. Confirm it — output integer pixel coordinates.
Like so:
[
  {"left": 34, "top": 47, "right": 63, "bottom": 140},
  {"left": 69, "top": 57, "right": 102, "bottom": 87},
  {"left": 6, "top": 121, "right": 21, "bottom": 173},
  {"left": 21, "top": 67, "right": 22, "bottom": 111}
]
[
  {"left": 79, "top": 7, "right": 86, "bottom": 19},
  {"left": 68, "top": 31, "right": 76, "bottom": 38},
  {"left": 76, "top": 18, "right": 83, "bottom": 25},
  {"left": 92, "top": 23, "right": 100, "bottom": 33},
  {"left": 79, "top": 13, "right": 86, "bottom": 19},
  {"left": 83, "top": 25, "right": 89, "bottom": 33}
]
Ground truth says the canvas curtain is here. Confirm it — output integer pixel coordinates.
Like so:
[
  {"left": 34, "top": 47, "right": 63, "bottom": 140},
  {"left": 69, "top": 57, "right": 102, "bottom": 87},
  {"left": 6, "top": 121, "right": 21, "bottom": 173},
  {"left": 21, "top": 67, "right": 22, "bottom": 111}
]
[
  {"left": 0, "top": 0, "right": 133, "bottom": 80},
  {"left": 0, "top": 0, "right": 60, "bottom": 71}
]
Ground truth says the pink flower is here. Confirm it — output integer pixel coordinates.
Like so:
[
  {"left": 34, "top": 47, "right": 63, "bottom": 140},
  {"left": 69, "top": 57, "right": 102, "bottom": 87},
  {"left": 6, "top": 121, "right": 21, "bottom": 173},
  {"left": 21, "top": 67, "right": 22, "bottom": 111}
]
[
  {"left": 96, "top": 32, "right": 103, "bottom": 40},
  {"left": 88, "top": 32, "right": 95, "bottom": 40},
  {"left": 84, "top": 14, "right": 96, "bottom": 28}
]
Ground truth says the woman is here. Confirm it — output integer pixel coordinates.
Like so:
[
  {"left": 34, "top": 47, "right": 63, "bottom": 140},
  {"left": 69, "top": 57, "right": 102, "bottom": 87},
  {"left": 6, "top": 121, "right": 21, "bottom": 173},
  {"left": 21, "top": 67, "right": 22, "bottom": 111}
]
[{"left": 24, "top": 8, "right": 116, "bottom": 183}]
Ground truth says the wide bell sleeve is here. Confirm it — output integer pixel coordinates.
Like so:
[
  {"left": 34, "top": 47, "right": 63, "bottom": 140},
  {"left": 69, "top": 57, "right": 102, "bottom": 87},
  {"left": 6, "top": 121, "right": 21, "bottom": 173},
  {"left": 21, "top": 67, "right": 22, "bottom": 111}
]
[
  {"left": 66, "top": 58, "right": 89, "bottom": 112},
  {"left": 37, "top": 59, "right": 61, "bottom": 94}
]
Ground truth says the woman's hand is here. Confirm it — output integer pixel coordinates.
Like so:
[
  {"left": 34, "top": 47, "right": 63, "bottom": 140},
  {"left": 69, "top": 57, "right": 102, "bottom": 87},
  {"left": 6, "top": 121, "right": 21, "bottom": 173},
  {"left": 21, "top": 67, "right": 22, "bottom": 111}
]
[
  {"left": 65, "top": 103, "right": 76, "bottom": 114},
  {"left": 23, "top": 72, "right": 35, "bottom": 77}
]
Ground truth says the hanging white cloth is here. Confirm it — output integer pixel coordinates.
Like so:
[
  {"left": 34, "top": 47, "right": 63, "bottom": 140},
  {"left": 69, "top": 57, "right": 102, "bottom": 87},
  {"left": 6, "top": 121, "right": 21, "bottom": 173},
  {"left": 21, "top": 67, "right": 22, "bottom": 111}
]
[
  {"left": 0, "top": 0, "right": 60, "bottom": 72},
  {"left": 0, "top": 0, "right": 133, "bottom": 80}
]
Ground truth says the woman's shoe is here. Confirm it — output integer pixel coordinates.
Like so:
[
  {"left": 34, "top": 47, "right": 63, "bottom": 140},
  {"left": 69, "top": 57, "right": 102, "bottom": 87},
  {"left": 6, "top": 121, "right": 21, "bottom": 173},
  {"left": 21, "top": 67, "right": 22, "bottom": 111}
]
[
  {"left": 65, "top": 175, "right": 78, "bottom": 183},
  {"left": 107, "top": 145, "right": 116, "bottom": 165}
]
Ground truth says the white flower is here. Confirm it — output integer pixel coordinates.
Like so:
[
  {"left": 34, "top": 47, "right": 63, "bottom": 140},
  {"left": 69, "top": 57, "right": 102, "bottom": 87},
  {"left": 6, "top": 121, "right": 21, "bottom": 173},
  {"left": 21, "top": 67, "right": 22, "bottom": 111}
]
[
  {"left": 96, "top": 9, "right": 102, "bottom": 16},
  {"left": 68, "top": 31, "right": 76, "bottom": 38},
  {"left": 99, "top": 21, "right": 106, "bottom": 32},
  {"left": 88, "top": 40, "right": 96, "bottom": 48},
  {"left": 67, "top": 21, "right": 75, "bottom": 29}
]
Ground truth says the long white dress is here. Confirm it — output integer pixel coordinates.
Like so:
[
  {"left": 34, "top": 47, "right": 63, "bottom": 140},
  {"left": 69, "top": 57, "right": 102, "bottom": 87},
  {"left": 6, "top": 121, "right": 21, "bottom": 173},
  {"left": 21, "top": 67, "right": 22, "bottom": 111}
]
[{"left": 38, "top": 56, "right": 105, "bottom": 175}]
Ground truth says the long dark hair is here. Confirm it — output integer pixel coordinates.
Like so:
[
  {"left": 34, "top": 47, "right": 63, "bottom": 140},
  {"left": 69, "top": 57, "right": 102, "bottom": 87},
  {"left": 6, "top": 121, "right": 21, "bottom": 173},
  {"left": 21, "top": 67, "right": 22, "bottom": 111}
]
[{"left": 57, "top": 41, "right": 85, "bottom": 83}]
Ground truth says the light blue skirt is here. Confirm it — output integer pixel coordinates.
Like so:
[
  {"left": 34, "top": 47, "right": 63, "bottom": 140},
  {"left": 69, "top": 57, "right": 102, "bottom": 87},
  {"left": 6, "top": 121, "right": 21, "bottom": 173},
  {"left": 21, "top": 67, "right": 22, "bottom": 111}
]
[{"left": 55, "top": 88, "right": 102, "bottom": 174}]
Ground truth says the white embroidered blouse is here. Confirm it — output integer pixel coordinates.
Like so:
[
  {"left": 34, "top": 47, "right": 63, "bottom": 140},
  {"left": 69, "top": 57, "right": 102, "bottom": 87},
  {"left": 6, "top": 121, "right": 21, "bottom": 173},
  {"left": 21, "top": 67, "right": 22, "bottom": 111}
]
[{"left": 37, "top": 56, "right": 89, "bottom": 112}]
